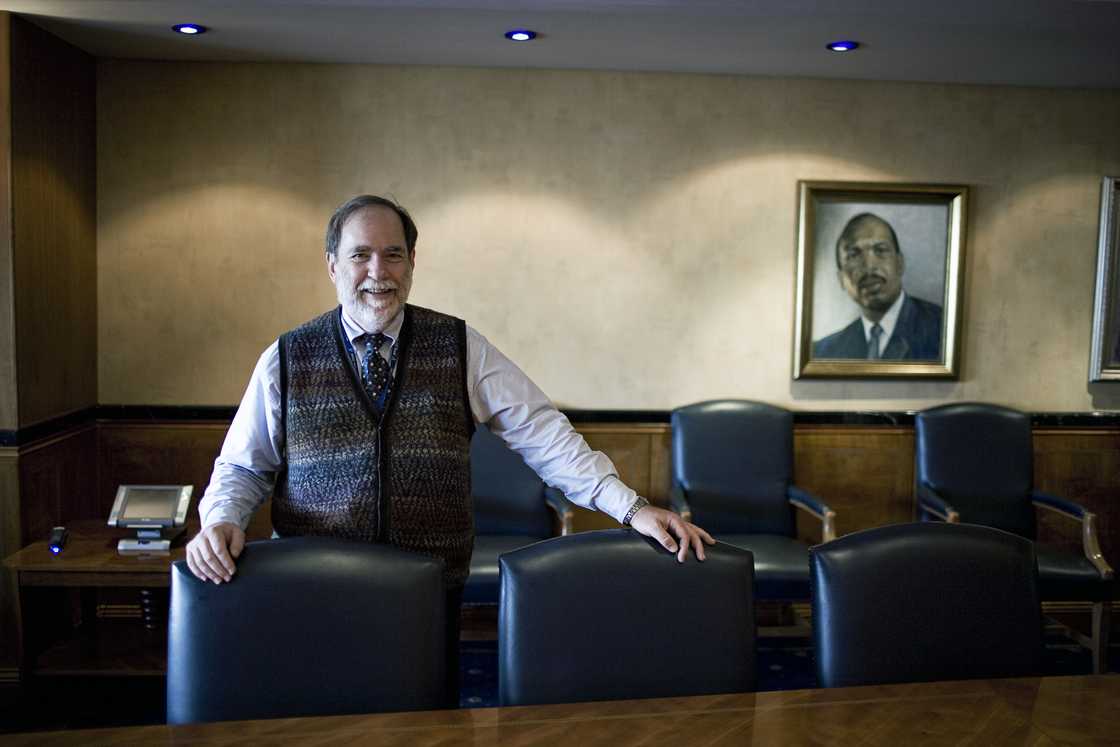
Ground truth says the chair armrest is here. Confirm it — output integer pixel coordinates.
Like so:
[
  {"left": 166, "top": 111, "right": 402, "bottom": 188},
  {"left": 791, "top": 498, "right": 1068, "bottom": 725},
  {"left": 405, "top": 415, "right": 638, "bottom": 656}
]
[
  {"left": 1032, "top": 491, "right": 1114, "bottom": 580},
  {"left": 916, "top": 483, "right": 960, "bottom": 523},
  {"left": 1031, "top": 490, "right": 1086, "bottom": 519},
  {"left": 543, "top": 487, "right": 575, "bottom": 536},
  {"left": 668, "top": 484, "right": 692, "bottom": 523},
  {"left": 787, "top": 485, "right": 837, "bottom": 543}
]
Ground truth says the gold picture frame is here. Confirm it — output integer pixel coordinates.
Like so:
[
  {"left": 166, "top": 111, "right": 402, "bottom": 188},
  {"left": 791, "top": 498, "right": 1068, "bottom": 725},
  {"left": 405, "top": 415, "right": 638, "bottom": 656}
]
[
  {"left": 1089, "top": 176, "right": 1120, "bottom": 382},
  {"left": 793, "top": 180, "right": 967, "bottom": 379}
]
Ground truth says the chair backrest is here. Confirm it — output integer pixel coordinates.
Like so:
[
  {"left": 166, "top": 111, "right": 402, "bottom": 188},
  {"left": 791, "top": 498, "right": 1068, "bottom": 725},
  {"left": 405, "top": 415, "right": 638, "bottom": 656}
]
[
  {"left": 471, "top": 424, "right": 552, "bottom": 538},
  {"left": 499, "top": 529, "right": 756, "bottom": 706},
  {"left": 811, "top": 522, "right": 1042, "bottom": 688},
  {"left": 671, "top": 400, "right": 794, "bottom": 535},
  {"left": 915, "top": 402, "right": 1036, "bottom": 538},
  {"left": 167, "top": 537, "right": 445, "bottom": 724}
]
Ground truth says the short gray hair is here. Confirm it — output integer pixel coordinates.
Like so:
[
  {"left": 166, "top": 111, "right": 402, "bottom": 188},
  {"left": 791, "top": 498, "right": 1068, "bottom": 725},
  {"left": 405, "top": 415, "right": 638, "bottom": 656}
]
[{"left": 325, "top": 195, "right": 418, "bottom": 256}]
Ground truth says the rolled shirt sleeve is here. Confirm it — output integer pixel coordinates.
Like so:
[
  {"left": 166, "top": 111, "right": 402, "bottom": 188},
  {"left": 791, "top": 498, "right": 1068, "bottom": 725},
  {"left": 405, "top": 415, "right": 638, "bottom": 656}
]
[
  {"left": 197, "top": 342, "right": 282, "bottom": 530},
  {"left": 466, "top": 326, "right": 638, "bottom": 524}
]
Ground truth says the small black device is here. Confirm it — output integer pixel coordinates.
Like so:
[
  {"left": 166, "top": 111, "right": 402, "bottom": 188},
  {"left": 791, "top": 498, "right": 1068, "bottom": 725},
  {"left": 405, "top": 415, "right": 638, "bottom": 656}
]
[{"left": 48, "top": 526, "right": 68, "bottom": 555}]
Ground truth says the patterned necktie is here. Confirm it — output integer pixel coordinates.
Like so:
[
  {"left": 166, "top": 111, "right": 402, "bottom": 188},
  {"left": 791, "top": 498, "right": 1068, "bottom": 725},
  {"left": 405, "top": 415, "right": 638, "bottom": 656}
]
[
  {"left": 361, "top": 333, "right": 391, "bottom": 404},
  {"left": 867, "top": 323, "right": 883, "bottom": 360}
]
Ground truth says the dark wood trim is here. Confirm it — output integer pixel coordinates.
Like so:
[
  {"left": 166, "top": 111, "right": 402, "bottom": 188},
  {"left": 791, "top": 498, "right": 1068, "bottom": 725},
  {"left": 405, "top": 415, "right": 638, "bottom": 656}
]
[
  {"left": 3, "top": 405, "right": 1120, "bottom": 446},
  {"left": 95, "top": 405, "right": 237, "bottom": 423},
  {"left": 82, "top": 406, "right": 1120, "bottom": 428},
  {"left": 0, "top": 407, "right": 95, "bottom": 446}
]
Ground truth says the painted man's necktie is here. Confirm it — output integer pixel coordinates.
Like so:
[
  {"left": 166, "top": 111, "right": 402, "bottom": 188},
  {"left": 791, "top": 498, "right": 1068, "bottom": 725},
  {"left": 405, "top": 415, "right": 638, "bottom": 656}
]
[{"left": 867, "top": 323, "right": 883, "bottom": 360}]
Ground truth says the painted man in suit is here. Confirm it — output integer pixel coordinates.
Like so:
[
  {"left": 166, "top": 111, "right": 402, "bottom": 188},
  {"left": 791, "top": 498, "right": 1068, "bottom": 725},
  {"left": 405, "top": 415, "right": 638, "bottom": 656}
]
[{"left": 813, "top": 213, "right": 942, "bottom": 360}]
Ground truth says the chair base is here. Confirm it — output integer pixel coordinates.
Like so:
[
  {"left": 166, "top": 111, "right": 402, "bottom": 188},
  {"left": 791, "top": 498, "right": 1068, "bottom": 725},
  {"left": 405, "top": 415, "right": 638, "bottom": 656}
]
[
  {"left": 1093, "top": 601, "right": 1112, "bottom": 674},
  {"left": 756, "top": 602, "right": 811, "bottom": 638},
  {"left": 758, "top": 623, "right": 812, "bottom": 638},
  {"left": 1043, "top": 601, "right": 1112, "bottom": 674},
  {"left": 458, "top": 603, "right": 499, "bottom": 642}
]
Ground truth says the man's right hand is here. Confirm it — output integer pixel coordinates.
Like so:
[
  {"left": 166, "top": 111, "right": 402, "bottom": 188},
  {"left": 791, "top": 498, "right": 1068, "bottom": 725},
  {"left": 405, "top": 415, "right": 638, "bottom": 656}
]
[{"left": 185, "top": 522, "right": 246, "bottom": 584}]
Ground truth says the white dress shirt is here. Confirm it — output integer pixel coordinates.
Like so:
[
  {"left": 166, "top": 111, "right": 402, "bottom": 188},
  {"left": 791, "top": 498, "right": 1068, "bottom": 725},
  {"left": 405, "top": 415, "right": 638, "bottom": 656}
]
[{"left": 199, "top": 307, "right": 638, "bottom": 529}]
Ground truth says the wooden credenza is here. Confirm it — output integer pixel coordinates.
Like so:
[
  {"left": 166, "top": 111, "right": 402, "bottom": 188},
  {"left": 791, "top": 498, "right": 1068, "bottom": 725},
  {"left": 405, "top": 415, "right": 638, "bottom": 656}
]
[{"left": 4, "top": 521, "right": 189, "bottom": 680}]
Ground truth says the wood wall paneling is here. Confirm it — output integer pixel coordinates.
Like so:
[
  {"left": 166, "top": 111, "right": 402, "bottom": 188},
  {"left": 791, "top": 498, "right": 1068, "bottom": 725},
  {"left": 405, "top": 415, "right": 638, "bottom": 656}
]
[
  {"left": 92, "top": 422, "right": 669, "bottom": 537},
  {"left": 574, "top": 425, "right": 666, "bottom": 532},
  {"left": 17, "top": 425, "right": 97, "bottom": 544},
  {"left": 571, "top": 424, "right": 920, "bottom": 542},
  {"left": 648, "top": 428, "right": 672, "bottom": 504},
  {"left": 1033, "top": 429, "right": 1120, "bottom": 570},
  {"left": 0, "top": 13, "right": 16, "bottom": 431},
  {"left": 792, "top": 427, "right": 916, "bottom": 543},
  {"left": 8, "top": 414, "right": 1120, "bottom": 661},
  {"left": 0, "top": 447, "right": 20, "bottom": 669},
  {"left": 10, "top": 16, "right": 96, "bottom": 428},
  {"left": 96, "top": 422, "right": 229, "bottom": 533},
  {"left": 16, "top": 419, "right": 1119, "bottom": 571},
  {"left": 545, "top": 423, "right": 1120, "bottom": 556}
]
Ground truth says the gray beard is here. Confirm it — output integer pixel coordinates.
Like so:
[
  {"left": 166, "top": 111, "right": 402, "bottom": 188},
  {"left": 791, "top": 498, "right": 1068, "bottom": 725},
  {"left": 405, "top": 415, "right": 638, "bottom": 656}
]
[{"left": 340, "top": 291, "right": 406, "bottom": 333}]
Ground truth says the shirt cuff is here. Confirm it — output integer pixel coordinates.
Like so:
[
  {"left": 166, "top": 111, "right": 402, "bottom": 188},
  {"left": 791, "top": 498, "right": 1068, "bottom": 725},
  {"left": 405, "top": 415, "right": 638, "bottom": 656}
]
[
  {"left": 201, "top": 504, "right": 252, "bottom": 532},
  {"left": 594, "top": 475, "right": 640, "bottom": 525}
]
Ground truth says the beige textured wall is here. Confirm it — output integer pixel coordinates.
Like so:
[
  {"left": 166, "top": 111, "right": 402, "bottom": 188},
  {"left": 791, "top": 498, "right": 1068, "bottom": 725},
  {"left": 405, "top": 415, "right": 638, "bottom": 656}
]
[{"left": 98, "top": 62, "right": 1120, "bottom": 411}]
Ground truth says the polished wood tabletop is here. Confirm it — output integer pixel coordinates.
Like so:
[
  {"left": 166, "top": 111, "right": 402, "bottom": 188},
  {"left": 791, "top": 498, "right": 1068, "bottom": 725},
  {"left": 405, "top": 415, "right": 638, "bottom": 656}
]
[
  {"left": 5, "top": 674, "right": 1117, "bottom": 745},
  {"left": 4, "top": 520, "right": 186, "bottom": 587}
]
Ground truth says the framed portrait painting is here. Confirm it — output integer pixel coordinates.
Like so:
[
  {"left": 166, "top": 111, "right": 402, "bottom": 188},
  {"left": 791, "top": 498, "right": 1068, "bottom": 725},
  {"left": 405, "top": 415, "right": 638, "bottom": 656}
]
[
  {"left": 792, "top": 181, "right": 968, "bottom": 379},
  {"left": 1089, "top": 176, "right": 1120, "bottom": 382}
]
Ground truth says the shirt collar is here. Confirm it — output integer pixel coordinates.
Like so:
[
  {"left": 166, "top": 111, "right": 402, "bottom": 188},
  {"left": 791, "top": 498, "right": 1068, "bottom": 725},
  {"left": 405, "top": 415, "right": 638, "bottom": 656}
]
[
  {"left": 339, "top": 306, "right": 404, "bottom": 346},
  {"left": 861, "top": 290, "right": 905, "bottom": 345}
]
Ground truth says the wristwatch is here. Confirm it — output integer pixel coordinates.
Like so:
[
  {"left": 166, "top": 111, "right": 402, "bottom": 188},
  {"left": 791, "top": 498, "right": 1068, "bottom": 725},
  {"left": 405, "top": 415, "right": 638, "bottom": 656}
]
[{"left": 622, "top": 496, "right": 650, "bottom": 526}]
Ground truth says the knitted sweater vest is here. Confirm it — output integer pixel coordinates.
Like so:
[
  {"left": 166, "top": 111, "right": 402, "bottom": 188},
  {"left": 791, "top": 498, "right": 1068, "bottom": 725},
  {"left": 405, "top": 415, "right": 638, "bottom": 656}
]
[{"left": 273, "top": 305, "right": 475, "bottom": 588}]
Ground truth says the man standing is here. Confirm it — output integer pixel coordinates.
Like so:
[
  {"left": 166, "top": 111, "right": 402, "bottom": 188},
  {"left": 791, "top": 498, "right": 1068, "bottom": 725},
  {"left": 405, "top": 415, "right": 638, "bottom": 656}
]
[
  {"left": 813, "top": 213, "right": 942, "bottom": 360},
  {"left": 186, "top": 195, "right": 713, "bottom": 702}
]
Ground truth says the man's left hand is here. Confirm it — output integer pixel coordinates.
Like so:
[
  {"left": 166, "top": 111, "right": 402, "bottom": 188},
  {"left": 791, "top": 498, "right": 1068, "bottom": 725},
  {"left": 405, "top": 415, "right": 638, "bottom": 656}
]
[{"left": 629, "top": 505, "right": 715, "bottom": 562}]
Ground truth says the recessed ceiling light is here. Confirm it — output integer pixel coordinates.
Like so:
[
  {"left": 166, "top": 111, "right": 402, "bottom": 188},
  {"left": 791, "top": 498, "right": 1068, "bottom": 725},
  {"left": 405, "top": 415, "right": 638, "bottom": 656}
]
[
  {"left": 826, "top": 40, "right": 859, "bottom": 52},
  {"left": 504, "top": 30, "right": 537, "bottom": 42},
  {"left": 172, "top": 23, "right": 208, "bottom": 36}
]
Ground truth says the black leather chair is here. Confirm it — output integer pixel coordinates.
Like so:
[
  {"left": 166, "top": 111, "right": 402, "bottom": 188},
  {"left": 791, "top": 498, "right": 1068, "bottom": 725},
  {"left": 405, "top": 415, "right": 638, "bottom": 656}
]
[
  {"left": 915, "top": 403, "right": 1113, "bottom": 673},
  {"left": 463, "top": 424, "right": 575, "bottom": 605},
  {"left": 670, "top": 400, "right": 836, "bottom": 605},
  {"left": 811, "top": 522, "right": 1043, "bottom": 688},
  {"left": 499, "top": 529, "right": 756, "bottom": 706},
  {"left": 167, "top": 537, "right": 445, "bottom": 724}
]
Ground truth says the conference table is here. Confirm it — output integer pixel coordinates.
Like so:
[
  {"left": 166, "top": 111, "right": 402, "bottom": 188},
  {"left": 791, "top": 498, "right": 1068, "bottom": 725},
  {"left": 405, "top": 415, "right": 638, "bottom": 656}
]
[{"left": 5, "top": 674, "right": 1116, "bottom": 744}]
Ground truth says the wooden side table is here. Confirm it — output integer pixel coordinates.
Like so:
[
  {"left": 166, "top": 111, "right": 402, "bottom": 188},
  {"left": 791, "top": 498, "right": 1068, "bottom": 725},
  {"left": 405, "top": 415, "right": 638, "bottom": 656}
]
[{"left": 4, "top": 520, "right": 189, "bottom": 679}]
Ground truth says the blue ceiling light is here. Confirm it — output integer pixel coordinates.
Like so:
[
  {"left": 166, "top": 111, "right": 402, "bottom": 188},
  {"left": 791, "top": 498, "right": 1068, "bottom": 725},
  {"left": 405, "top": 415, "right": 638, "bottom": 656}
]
[
  {"left": 172, "top": 23, "right": 208, "bottom": 35},
  {"left": 826, "top": 40, "right": 860, "bottom": 52},
  {"left": 505, "top": 29, "right": 537, "bottom": 42}
]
